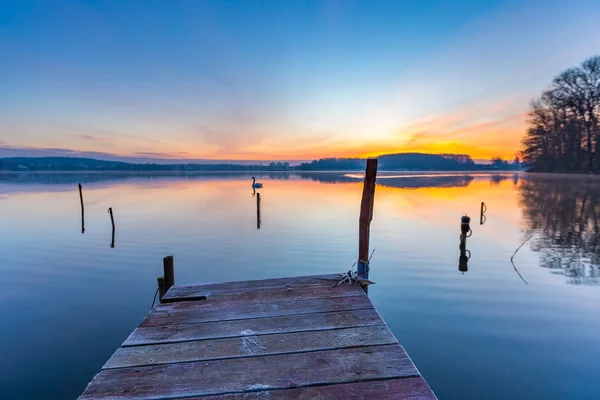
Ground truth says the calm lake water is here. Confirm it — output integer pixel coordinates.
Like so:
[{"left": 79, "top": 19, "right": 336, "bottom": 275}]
[{"left": 1, "top": 171, "right": 599, "bottom": 399}]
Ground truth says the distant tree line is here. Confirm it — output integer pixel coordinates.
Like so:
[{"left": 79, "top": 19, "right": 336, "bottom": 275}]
[
  {"left": 297, "top": 153, "right": 519, "bottom": 171},
  {"left": 379, "top": 153, "right": 476, "bottom": 170},
  {"left": 0, "top": 157, "right": 288, "bottom": 172},
  {"left": 296, "top": 158, "right": 364, "bottom": 171},
  {"left": 1, "top": 153, "right": 520, "bottom": 172},
  {"left": 523, "top": 55, "right": 600, "bottom": 172}
]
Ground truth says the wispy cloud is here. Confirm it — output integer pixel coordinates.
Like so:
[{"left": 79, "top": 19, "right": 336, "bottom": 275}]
[
  {"left": 130, "top": 151, "right": 195, "bottom": 158},
  {"left": 77, "top": 134, "right": 99, "bottom": 141}
]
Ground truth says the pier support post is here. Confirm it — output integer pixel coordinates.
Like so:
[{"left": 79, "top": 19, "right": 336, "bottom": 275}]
[
  {"left": 358, "top": 159, "right": 378, "bottom": 282},
  {"left": 157, "top": 277, "right": 166, "bottom": 301},
  {"left": 163, "top": 256, "right": 175, "bottom": 292}
]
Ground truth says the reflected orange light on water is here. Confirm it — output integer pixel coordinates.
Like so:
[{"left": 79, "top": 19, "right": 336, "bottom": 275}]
[{"left": 0, "top": 173, "right": 522, "bottom": 248}]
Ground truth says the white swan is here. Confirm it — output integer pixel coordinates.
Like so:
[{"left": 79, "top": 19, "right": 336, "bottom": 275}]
[{"left": 251, "top": 176, "right": 263, "bottom": 189}]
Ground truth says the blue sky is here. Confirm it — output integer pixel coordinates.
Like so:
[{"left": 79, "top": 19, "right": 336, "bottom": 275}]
[{"left": 1, "top": 0, "right": 599, "bottom": 161}]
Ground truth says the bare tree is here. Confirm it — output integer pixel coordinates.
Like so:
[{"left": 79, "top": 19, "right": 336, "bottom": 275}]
[{"left": 523, "top": 55, "right": 600, "bottom": 172}]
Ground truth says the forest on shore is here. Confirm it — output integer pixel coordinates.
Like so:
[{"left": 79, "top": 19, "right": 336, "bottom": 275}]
[
  {"left": 0, "top": 153, "right": 519, "bottom": 172},
  {"left": 296, "top": 153, "right": 518, "bottom": 171},
  {"left": 523, "top": 55, "right": 600, "bottom": 173}
]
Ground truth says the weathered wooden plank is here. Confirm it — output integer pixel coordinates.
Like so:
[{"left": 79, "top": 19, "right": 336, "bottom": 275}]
[
  {"left": 123, "top": 308, "right": 384, "bottom": 346},
  {"left": 186, "top": 377, "right": 437, "bottom": 400},
  {"left": 105, "top": 325, "right": 396, "bottom": 369},
  {"left": 163, "top": 281, "right": 364, "bottom": 306},
  {"left": 162, "top": 274, "right": 342, "bottom": 302},
  {"left": 141, "top": 295, "right": 374, "bottom": 327},
  {"left": 80, "top": 345, "right": 418, "bottom": 399}
]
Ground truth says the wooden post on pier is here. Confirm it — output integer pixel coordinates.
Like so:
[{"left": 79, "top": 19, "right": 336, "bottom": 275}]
[
  {"left": 358, "top": 159, "right": 378, "bottom": 282},
  {"left": 163, "top": 256, "right": 175, "bottom": 292},
  {"left": 78, "top": 183, "right": 85, "bottom": 234},
  {"left": 157, "top": 277, "right": 166, "bottom": 301},
  {"left": 108, "top": 207, "right": 115, "bottom": 248}
]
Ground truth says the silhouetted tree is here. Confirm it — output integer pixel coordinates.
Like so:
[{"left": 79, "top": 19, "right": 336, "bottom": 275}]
[
  {"left": 523, "top": 55, "right": 600, "bottom": 172},
  {"left": 491, "top": 157, "right": 509, "bottom": 169}
]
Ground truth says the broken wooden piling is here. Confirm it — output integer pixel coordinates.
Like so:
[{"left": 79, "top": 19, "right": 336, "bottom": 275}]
[
  {"left": 108, "top": 207, "right": 115, "bottom": 248},
  {"left": 358, "top": 158, "right": 378, "bottom": 279},
  {"left": 256, "top": 192, "right": 261, "bottom": 230},
  {"left": 157, "top": 256, "right": 175, "bottom": 302},
  {"left": 78, "top": 183, "right": 85, "bottom": 234},
  {"left": 163, "top": 256, "right": 175, "bottom": 293},
  {"left": 480, "top": 202, "right": 487, "bottom": 225}
]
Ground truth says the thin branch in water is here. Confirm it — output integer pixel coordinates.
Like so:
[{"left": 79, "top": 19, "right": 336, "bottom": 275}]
[
  {"left": 511, "top": 259, "right": 529, "bottom": 285},
  {"left": 510, "top": 235, "right": 533, "bottom": 285},
  {"left": 511, "top": 235, "right": 534, "bottom": 262}
]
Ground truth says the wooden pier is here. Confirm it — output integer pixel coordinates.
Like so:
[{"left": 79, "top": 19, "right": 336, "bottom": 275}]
[
  {"left": 79, "top": 274, "right": 436, "bottom": 399},
  {"left": 79, "top": 160, "right": 436, "bottom": 399}
]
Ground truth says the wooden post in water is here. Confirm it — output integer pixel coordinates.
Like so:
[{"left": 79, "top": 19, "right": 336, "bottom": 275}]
[
  {"left": 480, "top": 202, "right": 487, "bottom": 225},
  {"left": 460, "top": 215, "right": 472, "bottom": 241},
  {"left": 256, "top": 193, "right": 261, "bottom": 230},
  {"left": 163, "top": 256, "right": 175, "bottom": 292},
  {"left": 358, "top": 159, "right": 378, "bottom": 282},
  {"left": 108, "top": 207, "right": 115, "bottom": 248},
  {"left": 458, "top": 236, "right": 469, "bottom": 273},
  {"left": 78, "top": 183, "right": 85, "bottom": 234}
]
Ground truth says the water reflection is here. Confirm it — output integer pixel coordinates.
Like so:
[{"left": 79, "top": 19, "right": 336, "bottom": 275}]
[
  {"left": 458, "top": 215, "right": 473, "bottom": 274},
  {"left": 2, "top": 171, "right": 599, "bottom": 286},
  {"left": 300, "top": 172, "right": 475, "bottom": 189},
  {"left": 458, "top": 236, "right": 471, "bottom": 273},
  {"left": 267, "top": 172, "right": 290, "bottom": 180},
  {"left": 519, "top": 176, "right": 600, "bottom": 285},
  {"left": 2, "top": 171, "right": 599, "bottom": 400},
  {"left": 490, "top": 174, "right": 508, "bottom": 186},
  {"left": 512, "top": 173, "right": 520, "bottom": 187},
  {"left": 0, "top": 172, "right": 282, "bottom": 195}
]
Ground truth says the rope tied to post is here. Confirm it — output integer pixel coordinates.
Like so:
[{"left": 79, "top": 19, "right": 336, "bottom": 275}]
[
  {"left": 331, "top": 249, "right": 376, "bottom": 289},
  {"left": 356, "top": 248, "right": 376, "bottom": 276}
]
